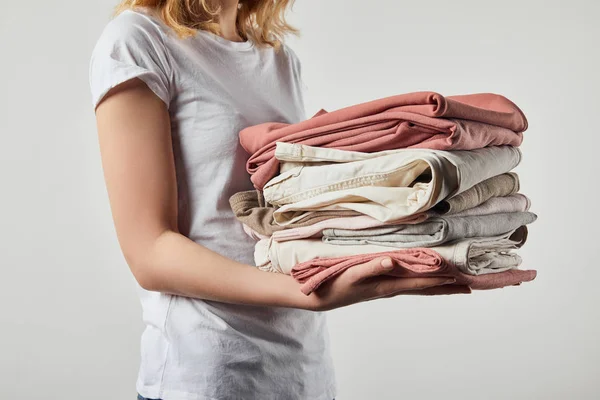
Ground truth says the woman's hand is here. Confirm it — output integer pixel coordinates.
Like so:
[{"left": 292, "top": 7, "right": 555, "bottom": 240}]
[{"left": 300, "top": 257, "right": 465, "bottom": 312}]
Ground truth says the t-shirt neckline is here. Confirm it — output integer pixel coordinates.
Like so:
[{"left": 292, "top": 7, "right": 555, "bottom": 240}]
[{"left": 196, "top": 29, "right": 254, "bottom": 51}]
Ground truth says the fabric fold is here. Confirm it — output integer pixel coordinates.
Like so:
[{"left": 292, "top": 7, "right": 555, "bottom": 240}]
[
  {"left": 254, "top": 227, "right": 534, "bottom": 295},
  {"left": 431, "top": 173, "right": 520, "bottom": 215},
  {"left": 271, "top": 193, "right": 531, "bottom": 242},
  {"left": 271, "top": 214, "right": 428, "bottom": 242},
  {"left": 229, "top": 190, "right": 281, "bottom": 236},
  {"left": 229, "top": 190, "right": 361, "bottom": 236},
  {"left": 241, "top": 91, "right": 527, "bottom": 189},
  {"left": 436, "top": 193, "right": 530, "bottom": 218},
  {"left": 269, "top": 146, "right": 521, "bottom": 224},
  {"left": 322, "top": 211, "right": 537, "bottom": 248}
]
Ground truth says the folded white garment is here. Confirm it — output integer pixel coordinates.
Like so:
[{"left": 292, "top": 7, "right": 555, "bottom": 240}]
[
  {"left": 255, "top": 226, "right": 528, "bottom": 276},
  {"left": 265, "top": 145, "right": 521, "bottom": 224}
]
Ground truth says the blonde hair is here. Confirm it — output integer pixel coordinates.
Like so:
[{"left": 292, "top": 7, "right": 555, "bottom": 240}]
[{"left": 114, "top": 0, "right": 298, "bottom": 48}]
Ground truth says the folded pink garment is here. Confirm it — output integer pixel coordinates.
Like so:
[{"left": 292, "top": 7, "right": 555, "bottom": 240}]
[
  {"left": 240, "top": 92, "right": 527, "bottom": 189},
  {"left": 291, "top": 250, "right": 536, "bottom": 296},
  {"left": 272, "top": 213, "right": 428, "bottom": 242}
]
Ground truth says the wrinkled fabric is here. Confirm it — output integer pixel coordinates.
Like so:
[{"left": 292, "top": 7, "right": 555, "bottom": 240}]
[
  {"left": 437, "top": 193, "right": 530, "bottom": 218},
  {"left": 229, "top": 190, "right": 283, "bottom": 236},
  {"left": 265, "top": 146, "right": 521, "bottom": 207},
  {"left": 256, "top": 226, "right": 529, "bottom": 276},
  {"left": 269, "top": 146, "right": 521, "bottom": 224},
  {"left": 292, "top": 250, "right": 474, "bottom": 296},
  {"left": 241, "top": 92, "right": 527, "bottom": 189},
  {"left": 254, "top": 227, "right": 534, "bottom": 295},
  {"left": 292, "top": 248, "right": 535, "bottom": 296},
  {"left": 271, "top": 193, "right": 531, "bottom": 242},
  {"left": 242, "top": 223, "right": 270, "bottom": 241},
  {"left": 431, "top": 227, "right": 529, "bottom": 275},
  {"left": 322, "top": 211, "right": 537, "bottom": 248},
  {"left": 229, "top": 190, "right": 361, "bottom": 236},
  {"left": 432, "top": 173, "right": 520, "bottom": 215},
  {"left": 272, "top": 214, "right": 429, "bottom": 242}
]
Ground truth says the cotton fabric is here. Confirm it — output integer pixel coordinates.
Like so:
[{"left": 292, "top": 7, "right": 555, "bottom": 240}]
[
  {"left": 268, "top": 146, "right": 522, "bottom": 224},
  {"left": 294, "top": 249, "right": 475, "bottom": 296},
  {"left": 271, "top": 194, "right": 531, "bottom": 242},
  {"left": 240, "top": 92, "right": 527, "bottom": 189},
  {"left": 271, "top": 214, "right": 429, "bottom": 242},
  {"left": 322, "top": 211, "right": 537, "bottom": 248},
  {"left": 229, "top": 189, "right": 360, "bottom": 236},
  {"left": 431, "top": 227, "right": 529, "bottom": 275},
  {"left": 264, "top": 145, "right": 520, "bottom": 206},
  {"left": 432, "top": 173, "right": 520, "bottom": 214},
  {"left": 437, "top": 193, "right": 530, "bottom": 218},
  {"left": 254, "top": 227, "right": 534, "bottom": 295},
  {"left": 89, "top": 7, "right": 335, "bottom": 400},
  {"left": 255, "top": 227, "right": 529, "bottom": 276}
]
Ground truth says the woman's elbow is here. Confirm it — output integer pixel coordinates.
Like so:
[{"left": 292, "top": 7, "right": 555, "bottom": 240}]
[
  {"left": 133, "top": 266, "right": 161, "bottom": 291},
  {"left": 120, "top": 230, "right": 175, "bottom": 292},
  {"left": 125, "top": 252, "right": 162, "bottom": 292}
]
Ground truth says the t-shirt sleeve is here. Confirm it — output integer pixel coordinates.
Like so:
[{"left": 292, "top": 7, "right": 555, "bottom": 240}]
[
  {"left": 282, "top": 44, "right": 307, "bottom": 120},
  {"left": 285, "top": 44, "right": 305, "bottom": 92},
  {"left": 88, "top": 10, "right": 174, "bottom": 110}
]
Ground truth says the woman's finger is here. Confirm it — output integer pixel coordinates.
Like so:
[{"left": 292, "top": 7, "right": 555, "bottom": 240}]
[
  {"left": 367, "top": 276, "right": 457, "bottom": 298},
  {"left": 345, "top": 257, "right": 396, "bottom": 283},
  {"left": 379, "top": 284, "right": 471, "bottom": 298}
]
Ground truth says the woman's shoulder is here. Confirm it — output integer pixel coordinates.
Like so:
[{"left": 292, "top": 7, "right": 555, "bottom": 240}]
[
  {"left": 278, "top": 41, "right": 300, "bottom": 61},
  {"left": 112, "top": 6, "right": 166, "bottom": 32},
  {"left": 92, "top": 7, "right": 169, "bottom": 54},
  {"left": 88, "top": 7, "right": 175, "bottom": 109},
  {"left": 277, "top": 42, "right": 302, "bottom": 73}
]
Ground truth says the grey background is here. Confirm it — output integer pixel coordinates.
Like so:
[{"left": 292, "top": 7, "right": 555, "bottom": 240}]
[{"left": 1, "top": 0, "right": 598, "bottom": 398}]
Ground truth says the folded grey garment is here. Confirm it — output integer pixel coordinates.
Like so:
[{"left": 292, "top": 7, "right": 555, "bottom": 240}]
[
  {"left": 431, "top": 226, "right": 529, "bottom": 275},
  {"left": 432, "top": 172, "right": 520, "bottom": 215},
  {"left": 441, "top": 193, "right": 530, "bottom": 218},
  {"left": 322, "top": 211, "right": 537, "bottom": 248}
]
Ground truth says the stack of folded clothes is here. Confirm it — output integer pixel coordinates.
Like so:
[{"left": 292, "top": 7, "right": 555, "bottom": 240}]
[{"left": 230, "top": 92, "right": 537, "bottom": 296}]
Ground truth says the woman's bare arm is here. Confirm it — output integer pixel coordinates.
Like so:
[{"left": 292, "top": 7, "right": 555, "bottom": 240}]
[{"left": 94, "top": 79, "right": 456, "bottom": 312}]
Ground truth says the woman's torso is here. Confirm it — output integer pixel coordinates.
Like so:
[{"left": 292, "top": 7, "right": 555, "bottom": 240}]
[{"left": 92, "top": 7, "right": 335, "bottom": 400}]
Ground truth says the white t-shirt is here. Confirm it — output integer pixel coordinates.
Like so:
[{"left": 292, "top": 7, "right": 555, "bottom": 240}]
[{"left": 88, "top": 7, "right": 335, "bottom": 400}]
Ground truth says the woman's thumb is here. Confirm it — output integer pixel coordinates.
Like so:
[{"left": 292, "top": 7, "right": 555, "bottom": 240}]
[
  {"left": 380, "top": 258, "right": 394, "bottom": 270},
  {"left": 351, "top": 257, "right": 396, "bottom": 281}
]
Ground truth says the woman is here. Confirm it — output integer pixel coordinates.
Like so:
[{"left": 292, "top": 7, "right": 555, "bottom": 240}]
[{"left": 89, "top": 1, "right": 454, "bottom": 398}]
